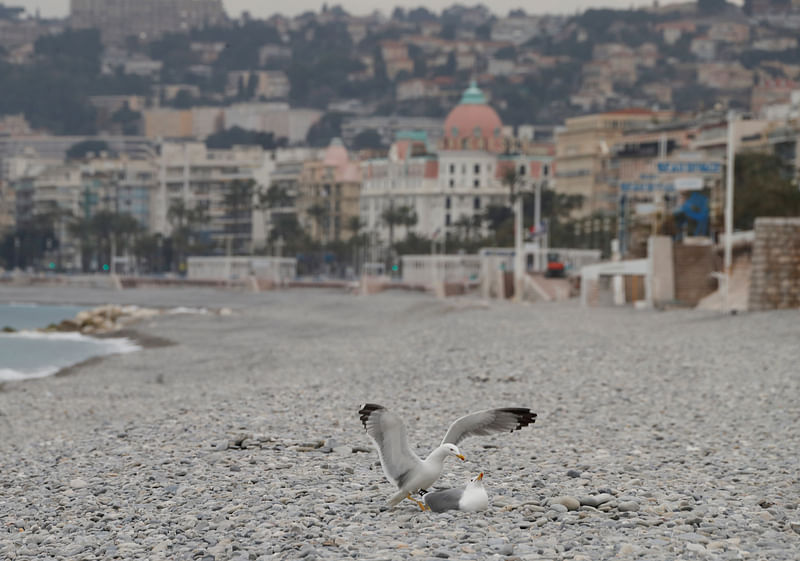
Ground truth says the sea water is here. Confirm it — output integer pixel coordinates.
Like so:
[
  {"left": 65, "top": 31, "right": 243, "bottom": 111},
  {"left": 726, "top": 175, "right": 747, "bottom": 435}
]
[{"left": 0, "top": 303, "right": 139, "bottom": 381}]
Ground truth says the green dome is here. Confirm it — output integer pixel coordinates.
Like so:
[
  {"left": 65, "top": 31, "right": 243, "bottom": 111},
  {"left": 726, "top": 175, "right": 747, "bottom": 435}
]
[{"left": 459, "top": 80, "right": 486, "bottom": 105}]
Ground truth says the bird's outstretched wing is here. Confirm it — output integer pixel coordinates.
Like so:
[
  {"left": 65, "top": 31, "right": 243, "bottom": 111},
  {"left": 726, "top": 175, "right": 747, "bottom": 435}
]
[
  {"left": 440, "top": 408, "right": 537, "bottom": 446},
  {"left": 358, "top": 403, "right": 422, "bottom": 488}
]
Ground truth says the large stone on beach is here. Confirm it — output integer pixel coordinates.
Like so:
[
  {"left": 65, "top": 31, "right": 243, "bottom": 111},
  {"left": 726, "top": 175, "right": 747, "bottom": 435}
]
[
  {"left": 551, "top": 496, "right": 581, "bottom": 511},
  {"left": 580, "top": 493, "right": 614, "bottom": 508}
]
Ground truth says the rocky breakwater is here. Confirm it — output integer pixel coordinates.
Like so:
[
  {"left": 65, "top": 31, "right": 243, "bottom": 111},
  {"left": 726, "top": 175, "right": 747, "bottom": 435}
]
[
  {"left": 38, "top": 305, "right": 233, "bottom": 335},
  {"left": 40, "top": 305, "right": 162, "bottom": 335}
]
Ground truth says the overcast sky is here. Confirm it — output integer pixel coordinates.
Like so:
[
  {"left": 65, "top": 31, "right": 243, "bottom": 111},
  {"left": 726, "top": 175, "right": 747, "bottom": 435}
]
[{"left": 25, "top": 0, "right": 696, "bottom": 19}]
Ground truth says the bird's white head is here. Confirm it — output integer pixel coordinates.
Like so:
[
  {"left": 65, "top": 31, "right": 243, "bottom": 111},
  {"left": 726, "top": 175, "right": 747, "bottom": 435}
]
[
  {"left": 443, "top": 443, "right": 465, "bottom": 461},
  {"left": 467, "top": 472, "right": 485, "bottom": 488}
]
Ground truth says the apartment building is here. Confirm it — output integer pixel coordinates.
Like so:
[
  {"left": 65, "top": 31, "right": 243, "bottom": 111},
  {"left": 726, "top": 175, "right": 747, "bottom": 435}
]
[
  {"left": 296, "top": 140, "right": 361, "bottom": 243},
  {"left": 555, "top": 109, "right": 662, "bottom": 216},
  {"left": 156, "top": 142, "right": 267, "bottom": 254},
  {"left": 70, "top": 0, "right": 225, "bottom": 44}
]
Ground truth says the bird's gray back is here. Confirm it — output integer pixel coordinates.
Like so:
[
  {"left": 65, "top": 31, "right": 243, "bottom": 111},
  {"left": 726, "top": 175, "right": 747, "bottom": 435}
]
[{"left": 423, "top": 488, "right": 464, "bottom": 512}]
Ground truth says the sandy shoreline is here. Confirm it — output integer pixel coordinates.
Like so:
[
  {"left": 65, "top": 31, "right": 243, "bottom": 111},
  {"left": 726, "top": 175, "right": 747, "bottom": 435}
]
[{"left": 1, "top": 286, "right": 799, "bottom": 560}]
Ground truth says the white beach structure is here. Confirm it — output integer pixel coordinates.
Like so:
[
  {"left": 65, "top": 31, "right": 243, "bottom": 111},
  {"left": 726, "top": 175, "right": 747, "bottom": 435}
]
[{"left": 187, "top": 256, "right": 296, "bottom": 285}]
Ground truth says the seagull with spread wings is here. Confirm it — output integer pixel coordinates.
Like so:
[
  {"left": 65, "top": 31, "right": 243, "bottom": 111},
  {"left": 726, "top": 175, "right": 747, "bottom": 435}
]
[{"left": 358, "top": 403, "right": 536, "bottom": 510}]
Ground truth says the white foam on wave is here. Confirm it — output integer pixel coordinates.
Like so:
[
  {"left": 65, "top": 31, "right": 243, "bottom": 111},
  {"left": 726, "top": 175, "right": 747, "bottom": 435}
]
[
  {"left": 0, "top": 333, "right": 140, "bottom": 382},
  {"left": 0, "top": 366, "right": 60, "bottom": 382},
  {"left": 167, "top": 306, "right": 209, "bottom": 315},
  {"left": 9, "top": 331, "right": 139, "bottom": 352}
]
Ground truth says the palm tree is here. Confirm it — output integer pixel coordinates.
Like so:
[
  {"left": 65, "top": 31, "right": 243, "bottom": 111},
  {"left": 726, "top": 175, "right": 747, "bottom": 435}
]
[
  {"left": 501, "top": 166, "right": 521, "bottom": 206},
  {"left": 38, "top": 207, "right": 74, "bottom": 270},
  {"left": 381, "top": 203, "right": 405, "bottom": 250},
  {"left": 381, "top": 203, "right": 408, "bottom": 273},
  {"left": 346, "top": 216, "right": 363, "bottom": 239},
  {"left": 259, "top": 183, "right": 293, "bottom": 210},
  {"left": 471, "top": 213, "right": 483, "bottom": 239},
  {"left": 223, "top": 179, "right": 255, "bottom": 254},
  {"left": 168, "top": 200, "right": 207, "bottom": 273},
  {"left": 454, "top": 214, "right": 473, "bottom": 241},
  {"left": 398, "top": 205, "right": 418, "bottom": 238}
]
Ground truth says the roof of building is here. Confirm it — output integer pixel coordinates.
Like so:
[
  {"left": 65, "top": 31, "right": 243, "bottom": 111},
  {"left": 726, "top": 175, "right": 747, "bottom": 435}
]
[{"left": 443, "top": 81, "right": 503, "bottom": 146}]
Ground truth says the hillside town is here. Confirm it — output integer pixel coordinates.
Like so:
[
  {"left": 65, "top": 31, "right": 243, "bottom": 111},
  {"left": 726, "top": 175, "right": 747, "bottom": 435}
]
[
  {"left": 1, "top": 0, "right": 799, "bottom": 311},
  {"left": 2, "top": 6, "right": 800, "bottom": 556}
]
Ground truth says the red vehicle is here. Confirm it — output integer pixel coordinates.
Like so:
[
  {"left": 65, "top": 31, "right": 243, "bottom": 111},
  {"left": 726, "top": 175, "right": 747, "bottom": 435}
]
[{"left": 545, "top": 253, "right": 565, "bottom": 278}]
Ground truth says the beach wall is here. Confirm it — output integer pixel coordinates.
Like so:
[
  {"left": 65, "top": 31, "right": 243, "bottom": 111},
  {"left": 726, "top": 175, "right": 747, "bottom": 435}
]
[{"left": 748, "top": 217, "right": 800, "bottom": 311}]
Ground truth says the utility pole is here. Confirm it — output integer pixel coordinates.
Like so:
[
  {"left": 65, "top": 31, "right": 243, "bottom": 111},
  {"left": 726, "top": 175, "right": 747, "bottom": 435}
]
[
  {"left": 513, "top": 179, "right": 525, "bottom": 302},
  {"left": 723, "top": 110, "right": 736, "bottom": 313},
  {"left": 534, "top": 179, "right": 542, "bottom": 272}
]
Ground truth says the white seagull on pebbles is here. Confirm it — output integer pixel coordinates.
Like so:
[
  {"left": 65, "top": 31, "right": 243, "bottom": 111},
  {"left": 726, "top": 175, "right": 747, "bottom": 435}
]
[
  {"left": 421, "top": 472, "right": 489, "bottom": 513},
  {"left": 358, "top": 403, "right": 536, "bottom": 510}
]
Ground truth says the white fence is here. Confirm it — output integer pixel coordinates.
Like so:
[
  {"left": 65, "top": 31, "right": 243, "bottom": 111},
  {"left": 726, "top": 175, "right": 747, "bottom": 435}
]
[
  {"left": 188, "top": 256, "right": 297, "bottom": 284},
  {"left": 479, "top": 246, "right": 603, "bottom": 274},
  {"left": 401, "top": 246, "right": 602, "bottom": 289},
  {"left": 401, "top": 255, "right": 482, "bottom": 286}
]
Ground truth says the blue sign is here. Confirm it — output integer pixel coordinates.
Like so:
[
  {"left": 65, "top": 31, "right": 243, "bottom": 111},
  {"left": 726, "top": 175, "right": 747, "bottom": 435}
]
[
  {"left": 656, "top": 161, "right": 721, "bottom": 174},
  {"left": 620, "top": 182, "right": 675, "bottom": 193}
]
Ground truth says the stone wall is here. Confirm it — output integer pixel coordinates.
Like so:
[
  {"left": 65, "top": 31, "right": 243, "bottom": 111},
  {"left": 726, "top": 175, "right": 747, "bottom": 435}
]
[
  {"left": 749, "top": 217, "right": 800, "bottom": 311},
  {"left": 673, "top": 244, "right": 718, "bottom": 305}
]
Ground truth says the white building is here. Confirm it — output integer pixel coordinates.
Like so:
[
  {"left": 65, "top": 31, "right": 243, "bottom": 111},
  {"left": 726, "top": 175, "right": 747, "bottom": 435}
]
[
  {"left": 491, "top": 16, "right": 543, "bottom": 45},
  {"left": 360, "top": 83, "right": 553, "bottom": 246},
  {"left": 156, "top": 142, "right": 269, "bottom": 254},
  {"left": 225, "top": 70, "right": 291, "bottom": 100},
  {"left": 223, "top": 103, "right": 322, "bottom": 144}
]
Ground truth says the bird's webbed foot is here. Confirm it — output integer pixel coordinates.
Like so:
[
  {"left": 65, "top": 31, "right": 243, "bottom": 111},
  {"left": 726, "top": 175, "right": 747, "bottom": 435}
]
[{"left": 406, "top": 493, "right": 429, "bottom": 511}]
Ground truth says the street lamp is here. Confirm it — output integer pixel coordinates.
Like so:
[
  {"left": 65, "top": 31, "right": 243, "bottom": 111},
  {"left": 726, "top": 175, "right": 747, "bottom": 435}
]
[{"left": 723, "top": 110, "right": 736, "bottom": 313}]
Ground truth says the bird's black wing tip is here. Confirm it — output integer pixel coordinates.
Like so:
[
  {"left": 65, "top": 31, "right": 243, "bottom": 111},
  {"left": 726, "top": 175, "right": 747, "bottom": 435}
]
[{"left": 500, "top": 407, "right": 538, "bottom": 432}]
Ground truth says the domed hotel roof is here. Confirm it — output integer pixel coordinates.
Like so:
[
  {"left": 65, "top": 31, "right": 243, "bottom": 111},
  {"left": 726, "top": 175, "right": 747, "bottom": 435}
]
[{"left": 442, "top": 81, "right": 504, "bottom": 152}]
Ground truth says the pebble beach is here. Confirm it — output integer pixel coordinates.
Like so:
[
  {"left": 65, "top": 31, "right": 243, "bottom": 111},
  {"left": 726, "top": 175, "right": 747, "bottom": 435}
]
[{"left": 1, "top": 286, "right": 799, "bottom": 560}]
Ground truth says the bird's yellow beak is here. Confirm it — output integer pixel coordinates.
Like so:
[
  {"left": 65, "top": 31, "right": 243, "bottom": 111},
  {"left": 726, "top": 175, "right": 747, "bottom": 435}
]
[
  {"left": 477, "top": 472, "right": 484, "bottom": 480},
  {"left": 456, "top": 454, "right": 466, "bottom": 461}
]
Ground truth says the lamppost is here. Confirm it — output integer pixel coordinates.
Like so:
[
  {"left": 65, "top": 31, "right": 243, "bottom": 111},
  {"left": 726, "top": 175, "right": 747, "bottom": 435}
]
[
  {"left": 723, "top": 110, "right": 736, "bottom": 313},
  {"left": 513, "top": 183, "right": 525, "bottom": 302}
]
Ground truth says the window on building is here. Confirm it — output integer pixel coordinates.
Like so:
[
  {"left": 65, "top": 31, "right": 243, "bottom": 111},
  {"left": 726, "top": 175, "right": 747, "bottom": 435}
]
[
  {"left": 449, "top": 164, "right": 455, "bottom": 174},
  {"left": 474, "top": 164, "right": 480, "bottom": 174},
  {"left": 445, "top": 197, "right": 451, "bottom": 209},
  {"left": 543, "top": 164, "right": 550, "bottom": 176},
  {"left": 445, "top": 214, "right": 451, "bottom": 226},
  {"left": 449, "top": 179, "right": 455, "bottom": 187},
  {"left": 473, "top": 179, "right": 479, "bottom": 187},
  {"left": 474, "top": 197, "right": 481, "bottom": 210},
  {"left": 519, "top": 165, "right": 526, "bottom": 175},
  {"left": 461, "top": 138, "right": 469, "bottom": 149}
]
